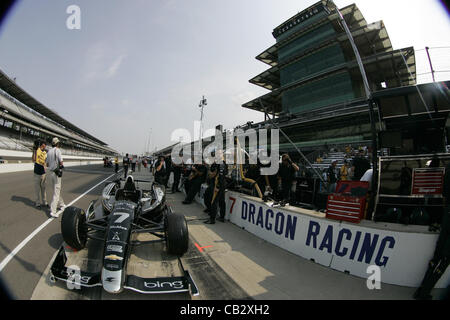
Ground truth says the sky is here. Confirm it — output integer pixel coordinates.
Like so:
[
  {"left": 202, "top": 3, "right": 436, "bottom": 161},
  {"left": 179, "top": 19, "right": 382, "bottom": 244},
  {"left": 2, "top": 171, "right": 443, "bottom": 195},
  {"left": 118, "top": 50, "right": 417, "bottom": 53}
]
[{"left": 0, "top": 0, "right": 449, "bottom": 155}]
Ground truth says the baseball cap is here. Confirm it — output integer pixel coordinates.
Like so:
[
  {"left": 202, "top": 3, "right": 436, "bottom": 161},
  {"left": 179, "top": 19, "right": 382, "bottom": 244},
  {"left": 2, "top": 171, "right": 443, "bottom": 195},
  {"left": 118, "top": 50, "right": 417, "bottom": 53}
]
[{"left": 52, "top": 137, "right": 60, "bottom": 145}]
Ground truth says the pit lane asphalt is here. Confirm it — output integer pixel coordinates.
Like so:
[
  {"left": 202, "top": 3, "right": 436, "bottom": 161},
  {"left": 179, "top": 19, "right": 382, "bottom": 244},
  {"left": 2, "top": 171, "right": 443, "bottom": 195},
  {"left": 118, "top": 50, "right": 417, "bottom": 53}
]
[{"left": 0, "top": 164, "right": 119, "bottom": 299}]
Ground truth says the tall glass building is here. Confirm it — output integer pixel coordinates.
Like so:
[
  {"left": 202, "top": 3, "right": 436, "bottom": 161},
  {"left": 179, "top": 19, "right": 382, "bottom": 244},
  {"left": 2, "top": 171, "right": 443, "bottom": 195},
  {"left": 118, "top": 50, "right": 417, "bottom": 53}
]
[{"left": 242, "top": 1, "right": 416, "bottom": 152}]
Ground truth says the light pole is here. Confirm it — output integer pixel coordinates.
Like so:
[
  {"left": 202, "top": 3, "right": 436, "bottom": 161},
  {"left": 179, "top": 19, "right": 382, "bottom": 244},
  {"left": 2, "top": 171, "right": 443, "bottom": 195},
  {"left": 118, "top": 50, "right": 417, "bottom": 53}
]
[
  {"left": 147, "top": 128, "right": 152, "bottom": 156},
  {"left": 198, "top": 95, "right": 207, "bottom": 141}
]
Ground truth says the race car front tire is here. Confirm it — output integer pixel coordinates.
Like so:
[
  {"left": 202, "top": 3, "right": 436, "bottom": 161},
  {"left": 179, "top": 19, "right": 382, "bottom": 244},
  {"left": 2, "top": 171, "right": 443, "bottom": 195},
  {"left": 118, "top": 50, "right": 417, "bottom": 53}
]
[
  {"left": 165, "top": 213, "right": 189, "bottom": 256},
  {"left": 61, "top": 206, "right": 88, "bottom": 250}
]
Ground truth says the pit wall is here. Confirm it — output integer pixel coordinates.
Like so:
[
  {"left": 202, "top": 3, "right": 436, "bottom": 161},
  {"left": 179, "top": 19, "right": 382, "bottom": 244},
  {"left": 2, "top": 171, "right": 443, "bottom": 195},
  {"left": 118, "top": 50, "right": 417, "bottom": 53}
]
[
  {"left": 193, "top": 184, "right": 450, "bottom": 288},
  {"left": 0, "top": 160, "right": 103, "bottom": 174}
]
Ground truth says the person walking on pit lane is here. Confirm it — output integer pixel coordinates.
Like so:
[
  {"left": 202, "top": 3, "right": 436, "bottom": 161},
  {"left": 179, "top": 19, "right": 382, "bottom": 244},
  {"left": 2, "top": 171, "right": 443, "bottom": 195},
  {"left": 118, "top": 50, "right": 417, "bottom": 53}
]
[
  {"left": 32, "top": 140, "right": 48, "bottom": 209},
  {"left": 46, "top": 137, "right": 66, "bottom": 218},
  {"left": 114, "top": 156, "right": 119, "bottom": 174},
  {"left": 123, "top": 153, "right": 130, "bottom": 178},
  {"left": 131, "top": 155, "right": 137, "bottom": 172}
]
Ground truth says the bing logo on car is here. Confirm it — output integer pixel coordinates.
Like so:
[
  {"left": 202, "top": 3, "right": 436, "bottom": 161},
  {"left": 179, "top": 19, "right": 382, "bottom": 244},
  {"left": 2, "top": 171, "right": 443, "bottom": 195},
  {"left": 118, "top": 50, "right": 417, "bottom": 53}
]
[
  {"left": 105, "top": 254, "right": 123, "bottom": 261},
  {"left": 144, "top": 280, "right": 185, "bottom": 290}
]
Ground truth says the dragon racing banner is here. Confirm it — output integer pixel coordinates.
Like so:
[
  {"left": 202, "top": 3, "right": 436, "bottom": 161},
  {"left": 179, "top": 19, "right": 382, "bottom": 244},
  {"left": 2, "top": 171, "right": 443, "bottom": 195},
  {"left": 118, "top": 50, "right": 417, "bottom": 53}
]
[{"left": 224, "top": 191, "right": 450, "bottom": 288}]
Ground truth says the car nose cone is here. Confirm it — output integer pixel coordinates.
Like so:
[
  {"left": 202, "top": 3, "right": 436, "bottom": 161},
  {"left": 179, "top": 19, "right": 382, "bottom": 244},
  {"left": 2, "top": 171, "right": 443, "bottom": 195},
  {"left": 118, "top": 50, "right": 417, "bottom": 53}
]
[{"left": 102, "top": 269, "right": 123, "bottom": 294}]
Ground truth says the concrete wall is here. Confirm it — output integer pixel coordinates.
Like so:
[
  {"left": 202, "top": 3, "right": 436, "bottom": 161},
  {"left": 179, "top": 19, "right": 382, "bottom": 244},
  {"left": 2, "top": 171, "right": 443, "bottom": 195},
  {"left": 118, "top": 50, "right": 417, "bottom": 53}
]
[{"left": 0, "top": 148, "right": 103, "bottom": 160}]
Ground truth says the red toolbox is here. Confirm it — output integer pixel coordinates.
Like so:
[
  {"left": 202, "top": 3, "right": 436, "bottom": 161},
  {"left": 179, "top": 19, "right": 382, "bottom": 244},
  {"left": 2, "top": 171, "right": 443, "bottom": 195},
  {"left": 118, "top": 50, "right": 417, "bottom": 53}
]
[
  {"left": 411, "top": 168, "right": 444, "bottom": 195},
  {"left": 326, "top": 181, "right": 369, "bottom": 223}
]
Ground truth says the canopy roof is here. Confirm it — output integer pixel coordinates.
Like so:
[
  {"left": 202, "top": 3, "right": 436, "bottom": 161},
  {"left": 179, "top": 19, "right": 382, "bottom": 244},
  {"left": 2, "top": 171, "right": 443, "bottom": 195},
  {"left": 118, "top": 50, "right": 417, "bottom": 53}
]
[
  {"left": 243, "top": 47, "right": 416, "bottom": 115},
  {"left": 256, "top": 3, "right": 366, "bottom": 67},
  {"left": 250, "top": 20, "right": 395, "bottom": 91}
]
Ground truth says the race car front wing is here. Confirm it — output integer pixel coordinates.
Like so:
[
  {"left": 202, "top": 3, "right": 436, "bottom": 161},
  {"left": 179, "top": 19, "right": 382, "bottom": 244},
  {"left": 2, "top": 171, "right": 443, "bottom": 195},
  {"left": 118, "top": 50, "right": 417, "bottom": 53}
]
[{"left": 50, "top": 246, "right": 199, "bottom": 296}]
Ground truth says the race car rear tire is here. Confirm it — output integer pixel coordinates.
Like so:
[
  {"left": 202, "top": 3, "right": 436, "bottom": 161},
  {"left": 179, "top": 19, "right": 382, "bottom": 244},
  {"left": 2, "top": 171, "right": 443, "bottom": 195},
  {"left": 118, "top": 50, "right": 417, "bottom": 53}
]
[
  {"left": 165, "top": 213, "right": 189, "bottom": 256},
  {"left": 61, "top": 206, "right": 88, "bottom": 250}
]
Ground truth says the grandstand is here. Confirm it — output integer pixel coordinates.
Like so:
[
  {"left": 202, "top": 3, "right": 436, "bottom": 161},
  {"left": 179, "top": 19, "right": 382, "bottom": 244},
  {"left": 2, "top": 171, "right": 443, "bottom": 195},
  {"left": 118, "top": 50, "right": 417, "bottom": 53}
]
[
  {"left": 241, "top": 0, "right": 417, "bottom": 154},
  {"left": 0, "top": 68, "right": 117, "bottom": 160}
]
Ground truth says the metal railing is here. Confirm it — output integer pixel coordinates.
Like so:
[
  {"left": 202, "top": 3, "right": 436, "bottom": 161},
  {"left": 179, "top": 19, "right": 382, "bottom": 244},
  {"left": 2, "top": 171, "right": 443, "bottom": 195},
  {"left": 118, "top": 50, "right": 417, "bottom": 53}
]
[{"left": 414, "top": 46, "right": 450, "bottom": 84}]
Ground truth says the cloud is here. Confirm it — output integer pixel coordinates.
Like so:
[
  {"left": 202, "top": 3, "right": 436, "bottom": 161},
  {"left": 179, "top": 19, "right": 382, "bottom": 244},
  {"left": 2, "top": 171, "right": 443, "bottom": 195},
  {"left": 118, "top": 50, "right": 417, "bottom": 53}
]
[
  {"left": 106, "top": 54, "right": 126, "bottom": 78},
  {"left": 82, "top": 43, "right": 126, "bottom": 81},
  {"left": 83, "top": 43, "right": 106, "bottom": 80}
]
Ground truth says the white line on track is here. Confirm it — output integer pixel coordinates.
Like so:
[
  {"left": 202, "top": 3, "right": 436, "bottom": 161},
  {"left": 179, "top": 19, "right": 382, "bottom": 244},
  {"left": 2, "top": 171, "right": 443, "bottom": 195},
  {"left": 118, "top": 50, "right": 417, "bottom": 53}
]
[{"left": 0, "top": 172, "right": 120, "bottom": 273}]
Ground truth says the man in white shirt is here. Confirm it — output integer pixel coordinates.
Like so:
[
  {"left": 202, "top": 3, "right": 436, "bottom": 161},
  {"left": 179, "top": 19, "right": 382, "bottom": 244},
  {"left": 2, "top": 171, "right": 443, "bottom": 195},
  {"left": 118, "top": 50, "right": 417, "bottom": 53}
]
[
  {"left": 46, "top": 137, "right": 66, "bottom": 217},
  {"left": 131, "top": 155, "right": 137, "bottom": 172},
  {"left": 360, "top": 168, "right": 373, "bottom": 190}
]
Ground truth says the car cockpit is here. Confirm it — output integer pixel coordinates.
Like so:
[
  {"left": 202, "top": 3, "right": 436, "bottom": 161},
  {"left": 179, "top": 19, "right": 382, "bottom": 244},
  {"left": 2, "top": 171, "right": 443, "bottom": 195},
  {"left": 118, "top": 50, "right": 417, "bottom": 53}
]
[{"left": 115, "top": 176, "right": 141, "bottom": 202}]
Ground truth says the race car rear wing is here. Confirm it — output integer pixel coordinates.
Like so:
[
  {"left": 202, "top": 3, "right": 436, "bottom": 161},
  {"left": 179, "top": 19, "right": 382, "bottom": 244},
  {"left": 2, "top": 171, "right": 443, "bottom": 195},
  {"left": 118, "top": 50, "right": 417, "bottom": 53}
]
[{"left": 50, "top": 246, "right": 199, "bottom": 296}]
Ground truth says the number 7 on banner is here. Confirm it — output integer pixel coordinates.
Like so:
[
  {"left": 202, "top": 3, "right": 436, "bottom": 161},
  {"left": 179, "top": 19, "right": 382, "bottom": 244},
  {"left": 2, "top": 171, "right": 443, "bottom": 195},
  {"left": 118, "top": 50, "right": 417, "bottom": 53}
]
[{"left": 229, "top": 197, "right": 236, "bottom": 214}]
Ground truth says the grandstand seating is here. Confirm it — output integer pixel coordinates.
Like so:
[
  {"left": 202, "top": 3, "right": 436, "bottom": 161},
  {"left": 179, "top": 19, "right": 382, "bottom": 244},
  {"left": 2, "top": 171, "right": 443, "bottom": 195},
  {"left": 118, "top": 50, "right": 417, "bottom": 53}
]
[
  {"left": 0, "top": 129, "right": 103, "bottom": 158},
  {"left": 0, "top": 135, "right": 30, "bottom": 151},
  {"left": 311, "top": 151, "right": 347, "bottom": 172},
  {"left": 311, "top": 148, "right": 372, "bottom": 176}
]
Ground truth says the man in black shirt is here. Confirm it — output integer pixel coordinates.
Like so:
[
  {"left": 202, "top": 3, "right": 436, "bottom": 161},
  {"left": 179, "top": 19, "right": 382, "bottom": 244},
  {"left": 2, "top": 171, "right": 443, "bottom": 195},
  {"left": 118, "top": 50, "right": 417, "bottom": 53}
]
[
  {"left": 352, "top": 150, "right": 371, "bottom": 181},
  {"left": 277, "top": 154, "right": 299, "bottom": 203},
  {"left": 154, "top": 156, "right": 168, "bottom": 185},
  {"left": 327, "top": 160, "right": 338, "bottom": 193},
  {"left": 165, "top": 156, "right": 172, "bottom": 188},
  {"left": 183, "top": 162, "right": 207, "bottom": 204},
  {"left": 123, "top": 153, "right": 130, "bottom": 178},
  {"left": 205, "top": 152, "right": 228, "bottom": 224},
  {"left": 203, "top": 164, "right": 216, "bottom": 214},
  {"left": 171, "top": 161, "right": 182, "bottom": 193}
]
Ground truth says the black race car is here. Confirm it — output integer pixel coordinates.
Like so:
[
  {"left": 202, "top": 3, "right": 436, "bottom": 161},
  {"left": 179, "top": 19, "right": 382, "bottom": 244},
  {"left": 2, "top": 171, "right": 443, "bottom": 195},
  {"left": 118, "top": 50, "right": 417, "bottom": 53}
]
[{"left": 49, "top": 176, "right": 199, "bottom": 296}]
